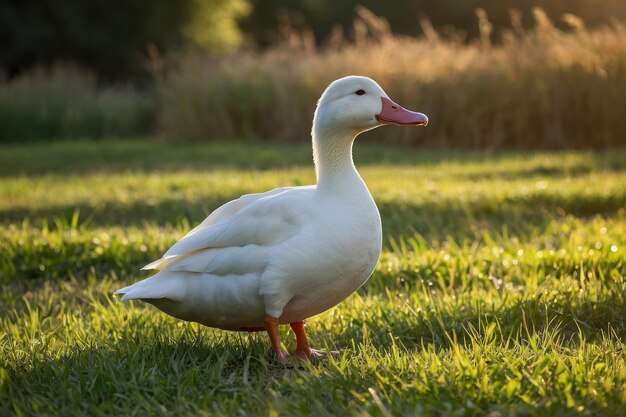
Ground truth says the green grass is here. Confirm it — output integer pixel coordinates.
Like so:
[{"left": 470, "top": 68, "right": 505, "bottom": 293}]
[{"left": 1, "top": 140, "right": 625, "bottom": 416}]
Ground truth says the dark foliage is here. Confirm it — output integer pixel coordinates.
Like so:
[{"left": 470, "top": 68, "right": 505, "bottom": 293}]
[
  {"left": 241, "top": 0, "right": 626, "bottom": 46},
  {"left": 0, "top": 0, "right": 195, "bottom": 80}
]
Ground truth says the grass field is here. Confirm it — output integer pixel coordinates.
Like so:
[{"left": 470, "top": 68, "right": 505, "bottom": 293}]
[{"left": 1, "top": 140, "right": 625, "bottom": 416}]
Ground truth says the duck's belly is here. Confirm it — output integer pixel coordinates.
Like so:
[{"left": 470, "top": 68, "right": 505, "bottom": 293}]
[
  {"left": 146, "top": 259, "right": 379, "bottom": 331},
  {"left": 277, "top": 226, "right": 382, "bottom": 323},
  {"left": 146, "top": 202, "right": 382, "bottom": 330},
  {"left": 144, "top": 272, "right": 267, "bottom": 330},
  {"left": 278, "top": 266, "right": 375, "bottom": 324},
  {"left": 147, "top": 246, "right": 379, "bottom": 330}
]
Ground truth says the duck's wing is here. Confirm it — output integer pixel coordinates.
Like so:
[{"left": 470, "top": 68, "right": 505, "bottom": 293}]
[
  {"left": 141, "top": 186, "right": 308, "bottom": 272},
  {"left": 141, "top": 187, "right": 290, "bottom": 270},
  {"left": 183, "top": 187, "right": 292, "bottom": 238}
]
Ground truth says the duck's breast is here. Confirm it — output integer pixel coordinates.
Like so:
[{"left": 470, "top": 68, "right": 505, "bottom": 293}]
[{"left": 273, "top": 193, "right": 382, "bottom": 323}]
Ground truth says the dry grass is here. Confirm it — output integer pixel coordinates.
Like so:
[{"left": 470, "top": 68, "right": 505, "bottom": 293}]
[
  {"left": 2, "top": 9, "right": 625, "bottom": 148},
  {"left": 157, "top": 8, "right": 626, "bottom": 148}
]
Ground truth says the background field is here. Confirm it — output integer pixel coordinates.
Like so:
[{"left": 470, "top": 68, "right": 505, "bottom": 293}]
[
  {"left": 1, "top": 140, "right": 624, "bottom": 416},
  {"left": 2, "top": 8, "right": 626, "bottom": 150}
]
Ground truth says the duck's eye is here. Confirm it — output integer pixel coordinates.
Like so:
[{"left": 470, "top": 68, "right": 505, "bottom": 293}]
[{"left": 355, "top": 89, "right": 366, "bottom": 96}]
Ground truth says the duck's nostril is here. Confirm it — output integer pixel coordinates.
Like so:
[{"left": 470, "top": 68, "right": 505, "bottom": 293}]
[{"left": 391, "top": 106, "right": 398, "bottom": 110}]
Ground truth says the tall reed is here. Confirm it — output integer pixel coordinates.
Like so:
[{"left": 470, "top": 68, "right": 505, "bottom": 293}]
[{"left": 157, "top": 8, "right": 626, "bottom": 149}]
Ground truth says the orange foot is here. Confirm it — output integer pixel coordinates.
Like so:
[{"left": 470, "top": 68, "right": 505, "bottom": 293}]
[
  {"left": 264, "top": 314, "right": 289, "bottom": 364},
  {"left": 289, "top": 321, "right": 339, "bottom": 360}
]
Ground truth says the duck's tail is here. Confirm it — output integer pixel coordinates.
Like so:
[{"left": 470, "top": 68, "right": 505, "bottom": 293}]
[
  {"left": 141, "top": 255, "right": 180, "bottom": 271},
  {"left": 114, "top": 272, "right": 186, "bottom": 302}
]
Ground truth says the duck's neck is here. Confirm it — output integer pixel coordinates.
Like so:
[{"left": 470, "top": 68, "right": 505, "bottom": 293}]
[{"left": 312, "top": 123, "right": 363, "bottom": 192}]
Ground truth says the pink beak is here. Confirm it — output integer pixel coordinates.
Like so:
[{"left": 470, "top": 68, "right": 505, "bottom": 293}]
[{"left": 376, "top": 97, "right": 428, "bottom": 126}]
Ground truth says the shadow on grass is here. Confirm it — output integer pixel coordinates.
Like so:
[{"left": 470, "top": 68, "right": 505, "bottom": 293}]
[
  {"left": 3, "top": 185, "right": 624, "bottom": 238},
  {"left": 5, "top": 289, "right": 624, "bottom": 415},
  {"left": 2, "top": 187, "right": 624, "bottom": 285},
  {"left": 3, "top": 254, "right": 624, "bottom": 416},
  {"left": 1, "top": 140, "right": 625, "bottom": 177},
  {"left": 326, "top": 289, "right": 626, "bottom": 353},
  {"left": 1, "top": 330, "right": 275, "bottom": 415}
]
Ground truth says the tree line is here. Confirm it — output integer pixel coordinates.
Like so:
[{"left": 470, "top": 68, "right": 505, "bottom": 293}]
[{"left": 1, "top": 0, "right": 625, "bottom": 80}]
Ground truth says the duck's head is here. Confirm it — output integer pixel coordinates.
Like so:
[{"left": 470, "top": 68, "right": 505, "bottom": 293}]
[{"left": 313, "top": 75, "right": 428, "bottom": 138}]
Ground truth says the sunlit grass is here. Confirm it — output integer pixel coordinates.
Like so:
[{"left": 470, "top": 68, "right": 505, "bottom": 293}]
[{"left": 1, "top": 140, "right": 625, "bottom": 416}]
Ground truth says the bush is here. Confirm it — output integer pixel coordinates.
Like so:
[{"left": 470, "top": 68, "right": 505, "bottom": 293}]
[
  {"left": 0, "top": 65, "right": 154, "bottom": 142},
  {"left": 0, "top": 0, "right": 249, "bottom": 79},
  {"left": 157, "top": 9, "right": 626, "bottom": 149}
]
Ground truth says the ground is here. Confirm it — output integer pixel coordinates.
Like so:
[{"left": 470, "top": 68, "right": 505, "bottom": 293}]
[{"left": 0, "top": 140, "right": 625, "bottom": 416}]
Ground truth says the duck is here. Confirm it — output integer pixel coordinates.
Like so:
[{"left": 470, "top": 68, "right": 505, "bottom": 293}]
[{"left": 115, "top": 75, "right": 428, "bottom": 363}]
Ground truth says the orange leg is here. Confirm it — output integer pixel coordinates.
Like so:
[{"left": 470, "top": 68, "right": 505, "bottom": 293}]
[
  {"left": 290, "top": 321, "right": 312, "bottom": 359},
  {"left": 264, "top": 314, "right": 289, "bottom": 363}
]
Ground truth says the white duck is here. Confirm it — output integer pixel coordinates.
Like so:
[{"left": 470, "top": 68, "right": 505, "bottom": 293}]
[{"left": 115, "top": 76, "right": 427, "bottom": 363}]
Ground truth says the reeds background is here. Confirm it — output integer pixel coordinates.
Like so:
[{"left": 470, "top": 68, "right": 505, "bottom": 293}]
[{"left": 2, "top": 8, "right": 626, "bottom": 149}]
